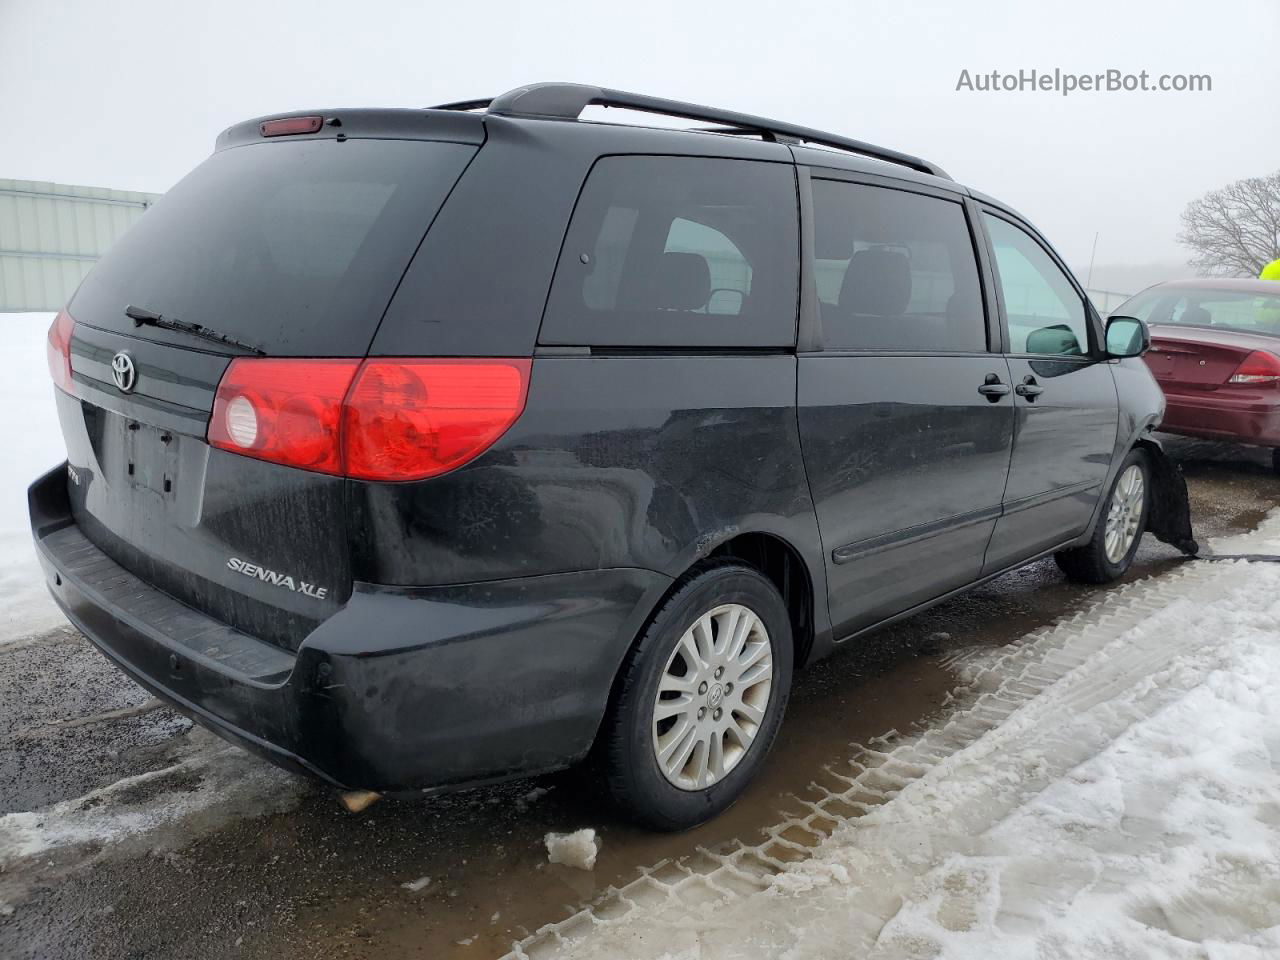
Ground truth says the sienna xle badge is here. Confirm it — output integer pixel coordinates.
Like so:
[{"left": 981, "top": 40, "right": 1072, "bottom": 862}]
[{"left": 31, "top": 83, "right": 1197, "bottom": 830}]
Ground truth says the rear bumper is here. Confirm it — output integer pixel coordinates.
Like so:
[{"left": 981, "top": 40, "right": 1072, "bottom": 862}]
[
  {"left": 1160, "top": 389, "right": 1280, "bottom": 446},
  {"left": 30, "top": 464, "right": 670, "bottom": 794}
]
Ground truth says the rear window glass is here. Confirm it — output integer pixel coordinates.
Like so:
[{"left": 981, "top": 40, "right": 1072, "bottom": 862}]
[
  {"left": 811, "top": 180, "right": 985, "bottom": 352},
  {"left": 71, "top": 139, "right": 476, "bottom": 356},
  {"left": 1119, "top": 287, "right": 1280, "bottom": 336},
  {"left": 540, "top": 156, "right": 798, "bottom": 347}
]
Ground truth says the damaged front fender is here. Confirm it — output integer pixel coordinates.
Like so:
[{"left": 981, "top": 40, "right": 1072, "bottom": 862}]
[{"left": 1138, "top": 438, "right": 1199, "bottom": 556}]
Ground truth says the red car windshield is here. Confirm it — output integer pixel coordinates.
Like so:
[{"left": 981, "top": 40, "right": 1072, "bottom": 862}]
[{"left": 1120, "top": 287, "right": 1280, "bottom": 336}]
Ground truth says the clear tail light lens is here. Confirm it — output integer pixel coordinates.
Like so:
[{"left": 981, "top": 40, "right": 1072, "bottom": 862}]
[
  {"left": 207, "top": 357, "right": 531, "bottom": 481},
  {"left": 1227, "top": 351, "right": 1280, "bottom": 385},
  {"left": 46, "top": 309, "right": 75, "bottom": 394}
]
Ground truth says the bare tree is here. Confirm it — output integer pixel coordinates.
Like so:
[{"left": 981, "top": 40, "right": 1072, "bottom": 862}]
[{"left": 1178, "top": 170, "right": 1280, "bottom": 276}]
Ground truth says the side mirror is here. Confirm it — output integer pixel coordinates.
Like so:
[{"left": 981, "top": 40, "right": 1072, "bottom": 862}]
[
  {"left": 1025, "top": 323, "right": 1084, "bottom": 356},
  {"left": 1105, "top": 316, "right": 1150, "bottom": 358}
]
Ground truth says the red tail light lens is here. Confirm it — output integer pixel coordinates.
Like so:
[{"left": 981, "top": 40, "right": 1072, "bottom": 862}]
[
  {"left": 1227, "top": 351, "right": 1280, "bottom": 385},
  {"left": 344, "top": 359, "right": 532, "bottom": 481},
  {"left": 207, "top": 357, "right": 531, "bottom": 481},
  {"left": 209, "top": 359, "right": 360, "bottom": 474},
  {"left": 46, "top": 309, "right": 75, "bottom": 393}
]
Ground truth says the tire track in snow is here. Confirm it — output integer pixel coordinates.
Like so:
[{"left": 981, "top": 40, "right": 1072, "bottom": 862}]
[{"left": 501, "top": 516, "right": 1280, "bottom": 958}]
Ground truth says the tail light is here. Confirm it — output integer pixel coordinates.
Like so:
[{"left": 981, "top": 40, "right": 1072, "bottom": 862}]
[
  {"left": 46, "top": 309, "right": 75, "bottom": 394},
  {"left": 209, "top": 359, "right": 360, "bottom": 474},
  {"left": 208, "top": 357, "right": 531, "bottom": 481},
  {"left": 1227, "top": 351, "right": 1280, "bottom": 385},
  {"left": 344, "top": 359, "right": 531, "bottom": 481}
]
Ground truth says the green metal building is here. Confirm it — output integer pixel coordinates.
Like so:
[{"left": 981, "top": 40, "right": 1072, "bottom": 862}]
[{"left": 0, "top": 179, "right": 160, "bottom": 312}]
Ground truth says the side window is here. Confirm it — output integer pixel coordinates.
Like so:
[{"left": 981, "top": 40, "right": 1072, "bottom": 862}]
[
  {"left": 810, "top": 180, "right": 985, "bottom": 352},
  {"left": 983, "top": 214, "right": 1090, "bottom": 356},
  {"left": 664, "top": 218, "right": 752, "bottom": 315},
  {"left": 541, "top": 156, "right": 798, "bottom": 347}
]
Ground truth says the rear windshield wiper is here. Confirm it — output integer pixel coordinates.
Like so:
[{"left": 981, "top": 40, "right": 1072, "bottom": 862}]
[{"left": 124, "top": 305, "right": 266, "bottom": 356}]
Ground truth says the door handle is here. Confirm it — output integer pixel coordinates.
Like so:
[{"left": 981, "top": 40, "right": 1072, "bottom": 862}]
[
  {"left": 1015, "top": 376, "right": 1044, "bottom": 399},
  {"left": 977, "top": 374, "right": 1011, "bottom": 401}
]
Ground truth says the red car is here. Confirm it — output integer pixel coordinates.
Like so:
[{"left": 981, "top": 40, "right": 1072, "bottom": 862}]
[{"left": 1115, "top": 279, "right": 1280, "bottom": 469}]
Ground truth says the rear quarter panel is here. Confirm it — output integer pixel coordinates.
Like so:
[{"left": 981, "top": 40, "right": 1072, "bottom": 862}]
[{"left": 347, "top": 355, "right": 830, "bottom": 633}]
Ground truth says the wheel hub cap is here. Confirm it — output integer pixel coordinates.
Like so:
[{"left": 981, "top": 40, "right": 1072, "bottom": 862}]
[{"left": 651, "top": 603, "right": 774, "bottom": 791}]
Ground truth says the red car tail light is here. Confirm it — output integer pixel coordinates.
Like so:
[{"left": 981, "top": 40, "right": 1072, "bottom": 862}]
[
  {"left": 209, "top": 358, "right": 361, "bottom": 474},
  {"left": 207, "top": 357, "right": 532, "bottom": 481},
  {"left": 344, "top": 359, "right": 532, "bottom": 481},
  {"left": 46, "top": 309, "right": 75, "bottom": 394},
  {"left": 1227, "top": 351, "right": 1280, "bottom": 385}
]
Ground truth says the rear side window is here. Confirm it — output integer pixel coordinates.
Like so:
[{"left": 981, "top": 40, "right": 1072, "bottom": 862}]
[
  {"left": 540, "top": 156, "right": 798, "bottom": 347},
  {"left": 811, "top": 180, "right": 985, "bottom": 352},
  {"left": 71, "top": 139, "right": 476, "bottom": 356}
]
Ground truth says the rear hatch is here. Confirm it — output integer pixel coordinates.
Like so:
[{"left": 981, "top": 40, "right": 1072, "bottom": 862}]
[{"left": 59, "top": 123, "right": 479, "bottom": 649}]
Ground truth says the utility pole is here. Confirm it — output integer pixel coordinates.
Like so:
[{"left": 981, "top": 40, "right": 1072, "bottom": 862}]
[{"left": 1086, "top": 232, "right": 1100, "bottom": 289}]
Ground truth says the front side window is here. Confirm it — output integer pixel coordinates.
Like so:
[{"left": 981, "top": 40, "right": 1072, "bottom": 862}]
[
  {"left": 984, "top": 214, "right": 1090, "bottom": 356},
  {"left": 810, "top": 180, "right": 985, "bottom": 352},
  {"left": 541, "top": 156, "right": 798, "bottom": 347}
]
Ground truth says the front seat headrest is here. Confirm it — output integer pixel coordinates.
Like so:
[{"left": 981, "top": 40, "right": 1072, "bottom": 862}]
[{"left": 1179, "top": 304, "right": 1212, "bottom": 326}]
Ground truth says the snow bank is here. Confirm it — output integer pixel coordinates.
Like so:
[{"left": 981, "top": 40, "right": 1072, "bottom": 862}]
[
  {"left": 545, "top": 829, "right": 600, "bottom": 871},
  {"left": 529, "top": 534, "right": 1280, "bottom": 959},
  {"left": 0, "top": 312, "right": 67, "bottom": 641}
]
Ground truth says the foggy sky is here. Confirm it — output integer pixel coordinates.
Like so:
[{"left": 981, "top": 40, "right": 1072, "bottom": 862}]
[{"left": 2, "top": 0, "right": 1277, "bottom": 276}]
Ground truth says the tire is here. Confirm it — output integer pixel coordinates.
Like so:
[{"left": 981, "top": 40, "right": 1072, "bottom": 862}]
[
  {"left": 1055, "top": 447, "right": 1150, "bottom": 584},
  {"left": 1272, "top": 448, "right": 1280, "bottom": 475},
  {"left": 599, "top": 560, "right": 794, "bottom": 831}
]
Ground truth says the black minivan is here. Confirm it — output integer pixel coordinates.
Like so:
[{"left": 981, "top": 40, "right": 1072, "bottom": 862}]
[{"left": 31, "top": 83, "right": 1196, "bottom": 829}]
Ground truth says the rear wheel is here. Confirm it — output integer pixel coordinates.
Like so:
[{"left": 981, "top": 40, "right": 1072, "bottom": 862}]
[
  {"left": 1272, "top": 448, "right": 1280, "bottom": 475},
  {"left": 1055, "top": 448, "right": 1149, "bottom": 584},
  {"left": 599, "top": 562, "right": 793, "bottom": 831}
]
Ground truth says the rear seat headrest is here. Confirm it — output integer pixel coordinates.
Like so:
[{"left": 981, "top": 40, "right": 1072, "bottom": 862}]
[
  {"left": 650, "top": 252, "right": 711, "bottom": 311},
  {"left": 839, "top": 248, "right": 911, "bottom": 316}
]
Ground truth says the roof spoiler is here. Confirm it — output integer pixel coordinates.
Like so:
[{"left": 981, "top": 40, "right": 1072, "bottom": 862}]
[{"left": 430, "top": 82, "right": 950, "bottom": 180}]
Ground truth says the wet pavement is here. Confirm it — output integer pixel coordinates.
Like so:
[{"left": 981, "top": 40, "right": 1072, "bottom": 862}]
[{"left": 2, "top": 435, "right": 1277, "bottom": 960}]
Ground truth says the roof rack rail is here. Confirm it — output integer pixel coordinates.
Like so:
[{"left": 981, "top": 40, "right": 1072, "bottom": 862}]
[
  {"left": 431, "top": 83, "right": 950, "bottom": 180},
  {"left": 431, "top": 98, "right": 493, "bottom": 112}
]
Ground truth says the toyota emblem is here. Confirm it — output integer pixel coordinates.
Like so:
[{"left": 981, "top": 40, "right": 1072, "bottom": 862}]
[{"left": 111, "top": 352, "right": 137, "bottom": 393}]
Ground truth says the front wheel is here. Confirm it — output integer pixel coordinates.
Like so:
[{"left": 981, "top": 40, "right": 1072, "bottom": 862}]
[
  {"left": 598, "top": 561, "right": 794, "bottom": 831},
  {"left": 1055, "top": 448, "right": 1149, "bottom": 584}
]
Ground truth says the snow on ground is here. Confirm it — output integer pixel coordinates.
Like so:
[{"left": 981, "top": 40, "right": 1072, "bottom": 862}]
[
  {"left": 0, "top": 313, "right": 66, "bottom": 641},
  {"left": 527, "top": 517, "right": 1280, "bottom": 959},
  {"left": 545, "top": 829, "right": 601, "bottom": 871},
  {"left": 0, "top": 728, "right": 304, "bottom": 868}
]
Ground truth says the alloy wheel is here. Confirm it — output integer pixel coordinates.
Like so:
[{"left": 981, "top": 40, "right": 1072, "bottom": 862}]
[
  {"left": 1104, "top": 463, "right": 1145, "bottom": 563},
  {"left": 651, "top": 603, "right": 774, "bottom": 791}
]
